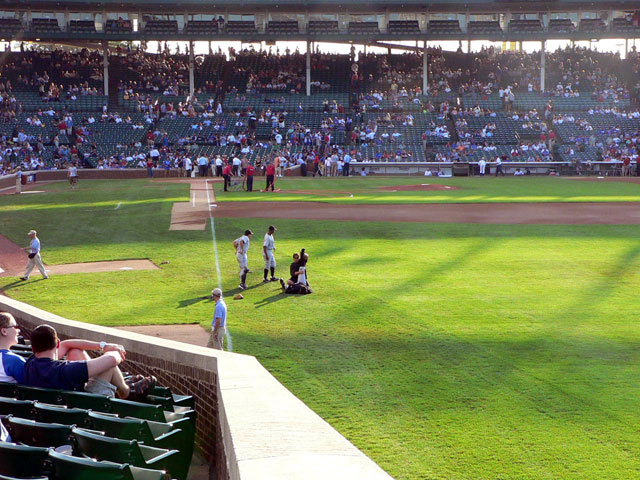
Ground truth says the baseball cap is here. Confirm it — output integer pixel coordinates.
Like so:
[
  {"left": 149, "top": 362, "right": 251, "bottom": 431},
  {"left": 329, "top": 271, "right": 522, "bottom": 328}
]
[
  {"left": 244, "top": 229, "right": 253, "bottom": 235},
  {"left": 211, "top": 288, "right": 223, "bottom": 297},
  {"left": 28, "top": 230, "right": 37, "bottom": 235},
  {"left": 268, "top": 225, "right": 277, "bottom": 231}
]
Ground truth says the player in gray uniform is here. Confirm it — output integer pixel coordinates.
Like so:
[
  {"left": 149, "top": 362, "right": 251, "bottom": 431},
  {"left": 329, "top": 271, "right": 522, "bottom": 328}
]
[
  {"left": 233, "top": 229, "right": 252, "bottom": 290},
  {"left": 262, "top": 225, "right": 277, "bottom": 283}
]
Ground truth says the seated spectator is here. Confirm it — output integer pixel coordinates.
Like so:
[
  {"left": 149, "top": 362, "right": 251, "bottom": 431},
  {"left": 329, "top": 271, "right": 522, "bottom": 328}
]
[
  {"left": 280, "top": 249, "right": 312, "bottom": 295},
  {"left": 23, "top": 324, "right": 155, "bottom": 399},
  {"left": 0, "top": 312, "right": 25, "bottom": 383}
]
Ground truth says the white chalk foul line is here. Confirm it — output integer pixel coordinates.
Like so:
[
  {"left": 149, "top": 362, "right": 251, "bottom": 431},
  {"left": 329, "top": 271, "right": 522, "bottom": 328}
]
[
  {"left": 205, "top": 180, "right": 232, "bottom": 352},
  {"left": 114, "top": 202, "right": 122, "bottom": 210}
]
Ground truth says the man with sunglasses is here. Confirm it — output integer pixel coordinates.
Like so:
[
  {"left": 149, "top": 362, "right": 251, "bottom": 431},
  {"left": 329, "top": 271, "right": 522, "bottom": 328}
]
[{"left": 0, "top": 312, "right": 25, "bottom": 383}]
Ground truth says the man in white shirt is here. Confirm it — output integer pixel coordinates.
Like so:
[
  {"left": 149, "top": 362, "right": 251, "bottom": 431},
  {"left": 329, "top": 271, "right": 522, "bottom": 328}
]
[
  {"left": 262, "top": 225, "right": 277, "bottom": 283},
  {"left": 184, "top": 156, "right": 193, "bottom": 177},
  {"left": 215, "top": 156, "right": 223, "bottom": 176},
  {"left": 478, "top": 158, "right": 486, "bottom": 176},
  {"left": 232, "top": 156, "right": 241, "bottom": 176},
  {"left": 21, "top": 230, "right": 48, "bottom": 281},
  {"left": 68, "top": 163, "right": 78, "bottom": 189},
  {"left": 233, "top": 230, "right": 253, "bottom": 290}
]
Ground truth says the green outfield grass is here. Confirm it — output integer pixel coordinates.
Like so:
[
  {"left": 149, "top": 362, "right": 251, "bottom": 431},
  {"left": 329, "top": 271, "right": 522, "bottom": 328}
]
[
  {"left": 2, "top": 178, "right": 640, "bottom": 479},
  {"left": 216, "top": 175, "right": 640, "bottom": 204}
]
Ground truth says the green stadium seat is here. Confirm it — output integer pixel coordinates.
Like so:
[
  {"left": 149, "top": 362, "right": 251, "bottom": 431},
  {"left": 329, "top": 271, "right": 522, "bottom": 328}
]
[
  {"left": 7, "top": 416, "right": 73, "bottom": 448},
  {"left": 88, "top": 411, "right": 192, "bottom": 478},
  {"left": 0, "top": 382, "right": 18, "bottom": 399},
  {"left": 34, "top": 402, "right": 91, "bottom": 428},
  {"left": 0, "top": 443, "right": 50, "bottom": 478},
  {"left": 17, "top": 385, "right": 65, "bottom": 405},
  {"left": 73, "top": 427, "right": 184, "bottom": 480},
  {"left": 49, "top": 449, "right": 169, "bottom": 480},
  {"left": 0, "top": 475, "right": 49, "bottom": 480},
  {"left": 61, "top": 390, "right": 112, "bottom": 413},
  {"left": 109, "top": 398, "right": 195, "bottom": 423},
  {"left": 0, "top": 397, "right": 35, "bottom": 419}
]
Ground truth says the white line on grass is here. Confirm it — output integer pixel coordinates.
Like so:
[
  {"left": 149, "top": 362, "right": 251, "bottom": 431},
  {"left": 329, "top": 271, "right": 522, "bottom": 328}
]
[
  {"left": 114, "top": 202, "right": 122, "bottom": 210},
  {"left": 205, "top": 179, "right": 232, "bottom": 352}
]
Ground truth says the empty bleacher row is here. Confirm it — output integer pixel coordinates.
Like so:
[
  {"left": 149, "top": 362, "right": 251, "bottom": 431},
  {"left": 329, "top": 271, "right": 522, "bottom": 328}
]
[
  {"left": 1, "top": 344, "right": 196, "bottom": 480},
  {"left": 1, "top": 16, "right": 639, "bottom": 36}
]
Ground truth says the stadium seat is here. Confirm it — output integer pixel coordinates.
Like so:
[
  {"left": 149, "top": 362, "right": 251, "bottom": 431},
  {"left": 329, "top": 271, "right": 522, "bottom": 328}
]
[
  {"left": 61, "top": 390, "right": 112, "bottom": 413},
  {"left": 17, "top": 385, "right": 65, "bottom": 405},
  {"left": 109, "top": 398, "right": 195, "bottom": 423},
  {"left": 72, "top": 427, "right": 184, "bottom": 480},
  {"left": 0, "top": 397, "right": 36, "bottom": 419},
  {"left": 0, "top": 382, "right": 18, "bottom": 399},
  {"left": 34, "top": 402, "right": 91, "bottom": 428},
  {"left": 0, "top": 475, "right": 49, "bottom": 480},
  {"left": 7, "top": 416, "right": 74, "bottom": 448},
  {"left": 49, "top": 449, "right": 168, "bottom": 480},
  {"left": 88, "top": 411, "right": 193, "bottom": 478},
  {"left": 0, "top": 443, "right": 50, "bottom": 478}
]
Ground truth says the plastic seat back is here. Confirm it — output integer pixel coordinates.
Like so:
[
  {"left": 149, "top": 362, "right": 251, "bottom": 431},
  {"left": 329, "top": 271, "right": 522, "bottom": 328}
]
[
  {"left": 0, "top": 397, "right": 35, "bottom": 419},
  {"left": 0, "top": 383, "right": 19, "bottom": 399},
  {"left": 17, "top": 385, "right": 64, "bottom": 405},
  {"left": 0, "top": 442, "right": 50, "bottom": 478},
  {"left": 8, "top": 416, "right": 73, "bottom": 448},
  {"left": 34, "top": 402, "right": 90, "bottom": 428},
  {"left": 61, "top": 390, "right": 111, "bottom": 413},
  {"left": 49, "top": 449, "right": 128, "bottom": 480}
]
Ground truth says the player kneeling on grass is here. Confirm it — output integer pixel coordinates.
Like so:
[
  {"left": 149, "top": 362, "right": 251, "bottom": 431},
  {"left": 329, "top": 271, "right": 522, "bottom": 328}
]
[
  {"left": 23, "top": 324, "right": 156, "bottom": 400},
  {"left": 280, "top": 249, "right": 312, "bottom": 295}
]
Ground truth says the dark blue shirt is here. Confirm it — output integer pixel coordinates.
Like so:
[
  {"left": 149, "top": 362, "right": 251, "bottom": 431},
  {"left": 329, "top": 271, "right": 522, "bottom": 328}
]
[{"left": 23, "top": 357, "right": 89, "bottom": 391}]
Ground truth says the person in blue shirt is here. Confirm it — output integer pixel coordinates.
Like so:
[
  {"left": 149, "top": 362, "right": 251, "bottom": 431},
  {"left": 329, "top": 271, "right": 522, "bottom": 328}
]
[
  {"left": 207, "top": 288, "right": 227, "bottom": 350},
  {"left": 23, "top": 324, "right": 155, "bottom": 399},
  {"left": 0, "top": 312, "right": 25, "bottom": 383},
  {"left": 21, "top": 229, "right": 48, "bottom": 281}
]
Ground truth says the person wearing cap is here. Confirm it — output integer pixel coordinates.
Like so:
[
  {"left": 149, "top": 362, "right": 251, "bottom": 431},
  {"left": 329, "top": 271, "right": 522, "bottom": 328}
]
[
  {"left": 21, "top": 229, "right": 48, "bottom": 281},
  {"left": 207, "top": 288, "right": 227, "bottom": 350},
  {"left": 262, "top": 225, "right": 278, "bottom": 283},
  {"left": 233, "top": 229, "right": 253, "bottom": 290}
]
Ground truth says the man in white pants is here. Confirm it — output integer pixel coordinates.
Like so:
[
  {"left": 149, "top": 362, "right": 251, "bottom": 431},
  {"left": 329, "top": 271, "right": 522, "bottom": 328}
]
[
  {"left": 233, "top": 229, "right": 252, "bottom": 290},
  {"left": 262, "top": 225, "right": 277, "bottom": 283},
  {"left": 21, "top": 230, "right": 48, "bottom": 281},
  {"left": 478, "top": 158, "right": 487, "bottom": 176}
]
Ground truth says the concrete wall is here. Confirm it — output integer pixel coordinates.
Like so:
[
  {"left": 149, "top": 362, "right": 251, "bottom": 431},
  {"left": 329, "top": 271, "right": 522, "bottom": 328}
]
[{"left": 0, "top": 295, "right": 394, "bottom": 480}]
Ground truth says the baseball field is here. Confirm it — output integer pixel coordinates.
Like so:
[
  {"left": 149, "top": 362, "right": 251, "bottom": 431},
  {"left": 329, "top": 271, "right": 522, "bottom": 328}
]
[{"left": 2, "top": 175, "right": 640, "bottom": 479}]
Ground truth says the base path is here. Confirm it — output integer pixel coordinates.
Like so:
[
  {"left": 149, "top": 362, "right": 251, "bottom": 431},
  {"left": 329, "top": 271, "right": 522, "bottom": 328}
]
[
  {"left": 165, "top": 179, "right": 218, "bottom": 231},
  {"left": 117, "top": 324, "right": 210, "bottom": 346},
  {"left": 212, "top": 201, "right": 640, "bottom": 225}
]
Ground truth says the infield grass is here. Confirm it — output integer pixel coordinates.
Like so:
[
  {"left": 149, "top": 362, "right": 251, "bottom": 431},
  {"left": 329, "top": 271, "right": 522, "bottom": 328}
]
[{"left": 2, "top": 178, "right": 640, "bottom": 479}]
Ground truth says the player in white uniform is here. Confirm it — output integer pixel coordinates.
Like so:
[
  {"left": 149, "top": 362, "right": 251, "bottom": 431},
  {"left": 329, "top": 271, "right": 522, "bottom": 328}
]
[
  {"left": 262, "top": 225, "right": 277, "bottom": 283},
  {"left": 68, "top": 163, "right": 78, "bottom": 188},
  {"left": 233, "top": 229, "right": 253, "bottom": 290}
]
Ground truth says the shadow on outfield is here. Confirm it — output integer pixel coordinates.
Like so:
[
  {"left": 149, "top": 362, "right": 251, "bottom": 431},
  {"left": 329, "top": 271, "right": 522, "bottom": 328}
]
[
  {"left": 0, "top": 278, "right": 46, "bottom": 292},
  {"left": 178, "top": 296, "right": 212, "bottom": 308},
  {"left": 254, "top": 291, "right": 290, "bottom": 308}
]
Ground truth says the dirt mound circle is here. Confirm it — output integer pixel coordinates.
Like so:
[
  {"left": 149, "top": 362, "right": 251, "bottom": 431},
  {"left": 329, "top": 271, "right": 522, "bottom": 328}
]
[{"left": 378, "top": 184, "right": 460, "bottom": 192}]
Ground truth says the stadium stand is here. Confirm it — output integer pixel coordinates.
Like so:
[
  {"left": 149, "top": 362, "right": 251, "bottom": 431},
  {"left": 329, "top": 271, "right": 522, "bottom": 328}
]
[
  {"left": 427, "top": 20, "right": 462, "bottom": 34},
  {"left": 388, "top": 20, "right": 421, "bottom": 35}
]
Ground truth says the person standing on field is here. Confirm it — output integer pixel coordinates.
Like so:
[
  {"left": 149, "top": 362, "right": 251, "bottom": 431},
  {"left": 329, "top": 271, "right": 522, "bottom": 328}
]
[
  {"left": 68, "top": 163, "right": 78, "bottom": 189},
  {"left": 233, "top": 229, "right": 252, "bottom": 290},
  {"left": 265, "top": 161, "right": 276, "bottom": 191},
  {"left": 207, "top": 288, "right": 227, "bottom": 350},
  {"left": 21, "top": 230, "right": 48, "bottom": 281},
  {"left": 262, "top": 225, "right": 277, "bottom": 283},
  {"left": 245, "top": 162, "right": 255, "bottom": 192}
]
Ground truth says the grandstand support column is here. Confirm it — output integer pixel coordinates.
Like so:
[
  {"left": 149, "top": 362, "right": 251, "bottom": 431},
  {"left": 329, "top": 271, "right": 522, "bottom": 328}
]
[
  {"left": 102, "top": 40, "right": 109, "bottom": 99},
  {"left": 306, "top": 40, "right": 311, "bottom": 97},
  {"left": 540, "top": 40, "right": 546, "bottom": 93},
  {"left": 423, "top": 41, "right": 428, "bottom": 96},
  {"left": 189, "top": 40, "right": 195, "bottom": 98}
]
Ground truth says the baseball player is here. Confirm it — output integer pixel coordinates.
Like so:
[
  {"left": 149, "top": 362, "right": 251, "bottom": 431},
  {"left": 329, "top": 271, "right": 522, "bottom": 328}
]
[
  {"left": 233, "top": 229, "right": 252, "bottom": 290},
  {"left": 262, "top": 225, "right": 277, "bottom": 283}
]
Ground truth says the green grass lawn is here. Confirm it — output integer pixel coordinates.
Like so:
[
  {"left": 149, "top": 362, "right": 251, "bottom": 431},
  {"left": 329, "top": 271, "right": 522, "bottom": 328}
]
[
  {"left": 2, "top": 178, "right": 640, "bottom": 479},
  {"left": 215, "top": 175, "right": 640, "bottom": 204}
]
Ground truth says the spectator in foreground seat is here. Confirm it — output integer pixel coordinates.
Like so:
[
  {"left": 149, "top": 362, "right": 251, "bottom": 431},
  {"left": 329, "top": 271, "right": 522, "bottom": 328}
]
[
  {"left": 0, "top": 312, "right": 25, "bottom": 383},
  {"left": 23, "top": 324, "right": 155, "bottom": 399}
]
